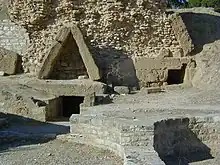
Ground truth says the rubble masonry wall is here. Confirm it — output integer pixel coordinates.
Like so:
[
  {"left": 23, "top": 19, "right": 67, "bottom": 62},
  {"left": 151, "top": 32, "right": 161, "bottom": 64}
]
[{"left": 6, "top": 0, "right": 182, "bottom": 85}]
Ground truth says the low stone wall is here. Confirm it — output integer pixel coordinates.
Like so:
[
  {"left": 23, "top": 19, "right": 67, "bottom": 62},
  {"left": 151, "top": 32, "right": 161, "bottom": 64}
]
[
  {"left": 70, "top": 116, "right": 152, "bottom": 147},
  {"left": 69, "top": 115, "right": 164, "bottom": 165},
  {"left": 69, "top": 110, "right": 220, "bottom": 164}
]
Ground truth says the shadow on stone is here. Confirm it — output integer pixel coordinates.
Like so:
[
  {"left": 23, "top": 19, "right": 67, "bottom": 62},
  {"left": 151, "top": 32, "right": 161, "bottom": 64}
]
[
  {"left": 92, "top": 46, "right": 139, "bottom": 89},
  {"left": 0, "top": 112, "right": 69, "bottom": 153},
  {"left": 181, "top": 12, "right": 220, "bottom": 54},
  {"left": 153, "top": 118, "right": 214, "bottom": 165}
]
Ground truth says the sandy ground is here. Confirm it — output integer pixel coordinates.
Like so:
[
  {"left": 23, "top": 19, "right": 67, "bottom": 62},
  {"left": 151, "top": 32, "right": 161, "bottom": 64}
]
[{"left": 0, "top": 139, "right": 123, "bottom": 165}]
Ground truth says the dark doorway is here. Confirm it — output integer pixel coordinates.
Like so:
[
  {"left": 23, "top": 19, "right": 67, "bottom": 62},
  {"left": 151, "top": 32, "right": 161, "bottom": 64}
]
[
  {"left": 46, "top": 96, "right": 84, "bottom": 121},
  {"left": 62, "top": 96, "right": 84, "bottom": 117},
  {"left": 167, "top": 64, "right": 187, "bottom": 85}
]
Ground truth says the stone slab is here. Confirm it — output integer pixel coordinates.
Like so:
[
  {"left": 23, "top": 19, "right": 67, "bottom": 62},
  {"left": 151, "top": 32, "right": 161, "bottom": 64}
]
[
  {"left": 55, "top": 27, "right": 71, "bottom": 44},
  {"left": 71, "top": 25, "right": 101, "bottom": 80},
  {"left": 38, "top": 42, "right": 63, "bottom": 79},
  {"left": 114, "top": 86, "right": 130, "bottom": 95},
  {"left": 0, "top": 47, "right": 22, "bottom": 75},
  {"left": 143, "top": 87, "right": 163, "bottom": 94},
  {"left": 170, "top": 14, "right": 195, "bottom": 56},
  {"left": 26, "top": 79, "right": 107, "bottom": 96}
]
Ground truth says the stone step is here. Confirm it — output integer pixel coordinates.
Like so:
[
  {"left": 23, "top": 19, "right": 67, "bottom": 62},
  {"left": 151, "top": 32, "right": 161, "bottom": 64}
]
[{"left": 70, "top": 115, "right": 154, "bottom": 146}]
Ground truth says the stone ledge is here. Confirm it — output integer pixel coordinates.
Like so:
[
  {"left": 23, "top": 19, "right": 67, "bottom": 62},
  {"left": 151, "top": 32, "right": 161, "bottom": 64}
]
[{"left": 69, "top": 113, "right": 220, "bottom": 165}]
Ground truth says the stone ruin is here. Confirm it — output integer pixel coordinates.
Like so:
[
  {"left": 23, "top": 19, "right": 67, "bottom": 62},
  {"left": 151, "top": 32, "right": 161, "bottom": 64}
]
[
  {"left": 0, "top": 0, "right": 199, "bottom": 120},
  {"left": 0, "top": 0, "right": 197, "bottom": 88},
  {"left": 1, "top": 1, "right": 220, "bottom": 165}
]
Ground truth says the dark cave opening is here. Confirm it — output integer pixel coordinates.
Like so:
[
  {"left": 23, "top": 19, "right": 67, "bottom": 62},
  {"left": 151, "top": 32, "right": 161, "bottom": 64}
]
[{"left": 167, "top": 64, "right": 187, "bottom": 85}]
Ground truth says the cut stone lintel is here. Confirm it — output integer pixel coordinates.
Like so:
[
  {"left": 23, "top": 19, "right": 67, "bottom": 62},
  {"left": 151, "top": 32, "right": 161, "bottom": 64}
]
[{"left": 38, "top": 26, "right": 101, "bottom": 81}]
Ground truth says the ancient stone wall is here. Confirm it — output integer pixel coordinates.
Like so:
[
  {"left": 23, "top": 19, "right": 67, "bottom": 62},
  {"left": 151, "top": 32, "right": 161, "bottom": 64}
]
[
  {"left": 0, "top": 1, "right": 29, "bottom": 54},
  {"left": 7, "top": 0, "right": 182, "bottom": 86},
  {"left": 0, "top": 19, "right": 29, "bottom": 54},
  {"left": 154, "top": 117, "right": 220, "bottom": 159}
]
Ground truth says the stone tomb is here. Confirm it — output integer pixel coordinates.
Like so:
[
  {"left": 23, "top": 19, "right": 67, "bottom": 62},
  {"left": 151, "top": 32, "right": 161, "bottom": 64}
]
[{"left": 38, "top": 25, "right": 101, "bottom": 81}]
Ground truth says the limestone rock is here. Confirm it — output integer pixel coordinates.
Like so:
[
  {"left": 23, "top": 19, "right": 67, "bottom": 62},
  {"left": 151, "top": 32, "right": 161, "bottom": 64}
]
[
  {"left": 78, "top": 75, "right": 89, "bottom": 80},
  {"left": 114, "top": 86, "right": 130, "bottom": 95},
  {"left": 173, "top": 48, "right": 184, "bottom": 58},
  {"left": 0, "top": 47, "right": 22, "bottom": 75},
  {"left": 142, "top": 87, "right": 163, "bottom": 94},
  {"left": 171, "top": 14, "right": 195, "bottom": 56},
  {"left": 158, "top": 48, "right": 172, "bottom": 59},
  {"left": 81, "top": 92, "right": 95, "bottom": 107},
  {"left": 0, "top": 71, "right": 5, "bottom": 76}
]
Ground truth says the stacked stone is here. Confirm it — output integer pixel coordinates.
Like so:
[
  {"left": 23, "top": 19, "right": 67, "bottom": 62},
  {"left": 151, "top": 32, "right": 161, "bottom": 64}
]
[
  {"left": 7, "top": 0, "right": 180, "bottom": 74},
  {"left": 8, "top": 0, "right": 53, "bottom": 29}
]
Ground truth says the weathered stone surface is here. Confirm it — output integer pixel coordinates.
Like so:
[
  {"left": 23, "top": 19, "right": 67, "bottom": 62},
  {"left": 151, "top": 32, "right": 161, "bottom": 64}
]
[
  {"left": 114, "top": 86, "right": 130, "bottom": 95},
  {"left": 173, "top": 48, "right": 184, "bottom": 58},
  {"left": 170, "top": 14, "right": 195, "bottom": 56},
  {"left": 184, "top": 68, "right": 196, "bottom": 86},
  {"left": 8, "top": 0, "right": 180, "bottom": 81},
  {"left": 134, "top": 57, "right": 192, "bottom": 87},
  {"left": 38, "top": 42, "right": 63, "bottom": 79},
  {"left": 55, "top": 27, "right": 71, "bottom": 44},
  {"left": 78, "top": 75, "right": 89, "bottom": 80},
  {"left": 81, "top": 92, "right": 96, "bottom": 107},
  {"left": 0, "top": 47, "right": 22, "bottom": 75},
  {"left": 71, "top": 26, "right": 101, "bottom": 81},
  {"left": 158, "top": 48, "right": 173, "bottom": 59},
  {"left": 0, "top": 75, "right": 107, "bottom": 121},
  {"left": 27, "top": 79, "right": 107, "bottom": 97},
  {"left": 0, "top": 71, "right": 5, "bottom": 76},
  {"left": 38, "top": 26, "right": 101, "bottom": 81},
  {"left": 144, "top": 87, "right": 163, "bottom": 94}
]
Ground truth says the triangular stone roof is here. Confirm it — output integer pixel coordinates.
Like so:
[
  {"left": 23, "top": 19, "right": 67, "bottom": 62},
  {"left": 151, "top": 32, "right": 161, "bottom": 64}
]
[{"left": 38, "top": 25, "right": 101, "bottom": 80}]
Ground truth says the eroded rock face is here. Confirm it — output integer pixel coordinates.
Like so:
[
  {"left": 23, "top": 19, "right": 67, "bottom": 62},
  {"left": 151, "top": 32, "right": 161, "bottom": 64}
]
[
  {"left": 0, "top": 47, "right": 22, "bottom": 75},
  {"left": 192, "top": 40, "right": 220, "bottom": 90},
  {"left": 7, "top": 0, "right": 180, "bottom": 77},
  {"left": 170, "top": 14, "right": 195, "bottom": 56}
]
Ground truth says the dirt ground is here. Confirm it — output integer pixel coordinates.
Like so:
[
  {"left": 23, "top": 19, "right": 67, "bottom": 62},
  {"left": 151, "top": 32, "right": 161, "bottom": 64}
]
[{"left": 0, "top": 139, "right": 123, "bottom": 165}]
